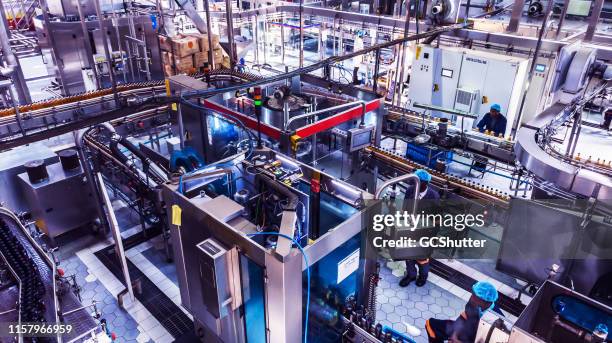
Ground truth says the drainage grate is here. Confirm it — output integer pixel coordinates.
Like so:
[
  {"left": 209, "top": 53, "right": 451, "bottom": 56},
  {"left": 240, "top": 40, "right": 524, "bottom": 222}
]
[{"left": 94, "top": 231, "right": 194, "bottom": 339}]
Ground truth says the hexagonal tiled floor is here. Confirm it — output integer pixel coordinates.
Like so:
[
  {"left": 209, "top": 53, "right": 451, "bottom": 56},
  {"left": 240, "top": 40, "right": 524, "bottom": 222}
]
[
  {"left": 60, "top": 255, "right": 154, "bottom": 343},
  {"left": 375, "top": 260, "right": 466, "bottom": 343}
]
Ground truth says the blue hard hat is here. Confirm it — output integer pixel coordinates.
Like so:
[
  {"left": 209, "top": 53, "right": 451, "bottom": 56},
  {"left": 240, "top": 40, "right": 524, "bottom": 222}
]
[
  {"left": 414, "top": 169, "right": 431, "bottom": 183},
  {"left": 472, "top": 281, "right": 498, "bottom": 303},
  {"left": 490, "top": 104, "right": 501, "bottom": 112}
]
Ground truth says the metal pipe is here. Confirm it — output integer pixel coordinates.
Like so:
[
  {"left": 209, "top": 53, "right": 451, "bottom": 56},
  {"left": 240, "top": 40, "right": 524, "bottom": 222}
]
[
  {"left": 299, "top": 0, "right": 304, "bottom": 68},
  {"left": 6, "top": 87, "right": 25, "bottom": 136},
  {"left": 286, "top": 100, "right": 367, "bottom": 129},
  {"left": 177, "top": 101, "right": 185, "bottom": 149},
  {"left": 507, "top": 0, "right": 526, "bottom": 32},
  {"left": 374, "top": 173, "right": 420, "bottom": 214},
  {"left": 203, "top": 0, "right": 215, "bottom": 68},
  {"left": 373, "top": 48, "right": 381, "bottom": 94},
  {"left": 585, "top": 0, "right": 604, "bottom": 41},
  {"left": 225, "top": 0, "right": 236, "bottom": 68},
  {"left": 555, "top": 0, "right": 571, "bottom": 39},
  {"left": 510, "top": 0, "right": 555, "bottom": 139}
]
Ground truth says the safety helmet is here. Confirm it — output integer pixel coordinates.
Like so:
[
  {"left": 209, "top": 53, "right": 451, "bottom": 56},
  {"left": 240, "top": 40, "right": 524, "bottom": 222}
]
[
  {"left": 414, "top": 169, "right": 432, "bottom": 183},
  {"left": 472, "top": 281, "right": 499, "bottom": 303}
]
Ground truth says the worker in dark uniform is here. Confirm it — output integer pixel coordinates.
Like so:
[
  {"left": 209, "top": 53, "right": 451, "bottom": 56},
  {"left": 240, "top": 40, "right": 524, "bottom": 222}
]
[
  {"left": 425, "top": 281, "right": 499, "bottom": 343},
  {"left": 399, "top": 169, "right": 440, "bottom": 288},
  {"left": 476, "top": 104, "right": 507, "bottom": 137}
]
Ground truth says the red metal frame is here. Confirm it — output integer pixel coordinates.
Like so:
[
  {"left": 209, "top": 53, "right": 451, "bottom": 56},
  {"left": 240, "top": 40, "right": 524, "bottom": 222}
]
[
  {"left": 295, "top": 99, "right": 381, "bottom": 139},
  {"left": 202, "top": 100, "right": 282, "bottom": 140}
]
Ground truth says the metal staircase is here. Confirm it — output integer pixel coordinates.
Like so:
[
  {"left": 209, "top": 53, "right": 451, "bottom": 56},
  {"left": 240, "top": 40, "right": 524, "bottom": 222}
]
[{"left": 3, "top": 0, "right": 40, "bottom": 32}]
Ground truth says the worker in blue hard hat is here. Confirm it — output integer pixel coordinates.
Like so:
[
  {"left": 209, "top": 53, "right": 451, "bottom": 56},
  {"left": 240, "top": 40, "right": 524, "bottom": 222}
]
[
  {"left": 399, "top": 169, "right": 440, "bottom": 288},
  {"left": 425, "top": 281, "right": 499, "bottom": 343},
  {"left": 476, "top": 103, "right": 507, "bottom": 137}
]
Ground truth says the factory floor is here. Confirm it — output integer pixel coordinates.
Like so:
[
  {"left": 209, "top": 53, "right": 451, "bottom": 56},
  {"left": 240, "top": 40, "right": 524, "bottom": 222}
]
[
  {"left": 52, "top": 188, "right": 531, "bottom": 343},
  {"left": 54, "top": 194, "right": 179, "bottom": 343}
]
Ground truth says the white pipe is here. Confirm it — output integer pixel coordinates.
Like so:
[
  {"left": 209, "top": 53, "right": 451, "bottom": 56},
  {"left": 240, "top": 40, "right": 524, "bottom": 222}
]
[
  {"left": 286, "top": 100, "right": 367, "bottom": 130},
  {"left": 374, "top": 173, "right": 420, "bottom": 214}
]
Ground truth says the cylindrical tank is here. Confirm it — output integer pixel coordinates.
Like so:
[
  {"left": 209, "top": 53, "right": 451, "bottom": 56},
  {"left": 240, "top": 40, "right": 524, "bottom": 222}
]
[
  {"left": 58, "top": 149, "right": 81, "bottom": 171},
  {"left": 24, "top": 160, "right": 49, "bottom": 184}
]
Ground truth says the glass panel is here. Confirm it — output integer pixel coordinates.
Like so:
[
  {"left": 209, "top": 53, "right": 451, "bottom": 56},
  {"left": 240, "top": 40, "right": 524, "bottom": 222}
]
[
  {"left": 304, "top": 233, "right": 361, "bottom": 342},
  {"left": 552, "top": 295, "right": 612, "bottom": 337},
  {"left": 240, "top": 255, "right": 266, "bottom": 343},
  {"left": 319, "top": 191, "right": 358, "bottom": 236}
]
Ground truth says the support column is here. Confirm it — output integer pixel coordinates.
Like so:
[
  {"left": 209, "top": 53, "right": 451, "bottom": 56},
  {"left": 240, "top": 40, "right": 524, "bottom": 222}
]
[
  {"left": 225, "top": 0, "right": 237, "bottom": 68},
  {"left": 507, "top": 0, "right": 526, "bottom": 32},
  {"left": 203, "top": 0, "right": 215, "bottom": 68},
  {"left": 265, "top": 251, "right": 303, "bottom": 343},
  {"left": 585, "top": 0, "right": 604, "bottom": 41}
]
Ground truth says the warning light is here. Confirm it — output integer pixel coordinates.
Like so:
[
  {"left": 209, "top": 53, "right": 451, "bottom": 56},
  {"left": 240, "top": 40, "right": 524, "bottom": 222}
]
[{"left": 253, "top": 87, "right": 262, "bottom": 106}]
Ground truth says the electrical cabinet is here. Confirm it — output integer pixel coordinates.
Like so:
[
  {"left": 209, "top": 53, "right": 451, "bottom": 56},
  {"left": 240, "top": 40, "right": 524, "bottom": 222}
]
[{"left": 408, "top": 46, "right": 533, "bottom": 137}]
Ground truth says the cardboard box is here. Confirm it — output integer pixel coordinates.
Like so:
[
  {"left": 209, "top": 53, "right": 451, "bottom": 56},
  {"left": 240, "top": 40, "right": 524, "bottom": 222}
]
[
  {"left": 161, "top": 51, "right": 172, "bottom": 65},
  {"left": 171, "top": 36, "right": 199, "bottom": 57},
  {"left": 163, "top": 64, "right": 174, "bottom": 77},
  {"left": 222, "top": 56, "right": 231, "bottom": 69},
  {"left": 193, "top": 51, "right": 209, "bottom": 68},
  {"left": 174, "top": 55, "right": 194, "bottom": 70},
  {"left": 213, "top": 48, "right": 223, "bottom": 64},
  {"left": 159, "top": 35, "right": 172, "bottom": 51},
  {"left": 182, "top": 32, "right": 221, "bottom": 52}
]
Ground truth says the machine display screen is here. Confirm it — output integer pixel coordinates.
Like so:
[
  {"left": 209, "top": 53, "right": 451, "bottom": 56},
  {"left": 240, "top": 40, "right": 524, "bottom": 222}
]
[
  {"left": 535, "top": 64, "right": 546, "bottom": 72},
  {"left": 350, "top": 129, "right": 372, "bottom": 150},
  {"left": 441, "top": 68, "right": 454, "bottom": 78},
  {"left": 566, "top": 0, "right": 592, "bottom": 16}
]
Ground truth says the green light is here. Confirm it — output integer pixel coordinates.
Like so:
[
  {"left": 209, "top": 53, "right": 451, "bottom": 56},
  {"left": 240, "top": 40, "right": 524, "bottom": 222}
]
[{"left": 254, "top": 100, "right": 262, "bottom": 106}]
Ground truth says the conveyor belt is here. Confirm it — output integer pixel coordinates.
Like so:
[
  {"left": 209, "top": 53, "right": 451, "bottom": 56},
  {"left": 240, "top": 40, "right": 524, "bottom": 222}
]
[
  {"left": 0, "top": 208, "right": 98, "bottom": 342},
  {"left": 0, "top": 69, "right": 263, "bottom": 118},
  {"left": 366, "top": 146, "right": 511, "bottom": 207}
]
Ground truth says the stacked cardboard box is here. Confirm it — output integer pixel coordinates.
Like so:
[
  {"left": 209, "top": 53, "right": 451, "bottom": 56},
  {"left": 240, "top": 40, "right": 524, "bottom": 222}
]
[{"left": 159, "top": 32, "right": 225, "bottom": 77}]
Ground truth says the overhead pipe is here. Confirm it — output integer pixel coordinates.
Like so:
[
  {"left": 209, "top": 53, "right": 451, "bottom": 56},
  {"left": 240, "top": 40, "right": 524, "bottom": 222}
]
[{"left": 286, "top": 100, "right": 367, "bottom": 130}]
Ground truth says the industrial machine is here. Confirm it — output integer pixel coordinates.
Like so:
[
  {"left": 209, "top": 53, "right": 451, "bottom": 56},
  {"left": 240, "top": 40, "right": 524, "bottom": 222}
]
[
  {"left": 475, "top": 281, "right": 611, "bottom": 343},
  {"left": 407, "top": 45, "right": 551, "bottom": 137},
  {"left": 164, "top": 148, "right": 378, "bottom": 342},
  {"left": 0, "top": 0, "right": 612, "bottom": 341}
]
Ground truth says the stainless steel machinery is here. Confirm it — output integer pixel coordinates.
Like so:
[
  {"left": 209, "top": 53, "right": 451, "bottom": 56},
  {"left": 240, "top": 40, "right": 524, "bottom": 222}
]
[
  {"left": 18, "top": 150, "right": 97, "bottom": 239},
  {"left": 163, "top": 148, "right": 378, "bottom": 343}
]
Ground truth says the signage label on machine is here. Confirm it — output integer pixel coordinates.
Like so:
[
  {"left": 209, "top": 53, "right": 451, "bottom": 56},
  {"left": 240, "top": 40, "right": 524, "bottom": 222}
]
[{"left": 337, "top": 249, "right": 360, "bottom": 283}]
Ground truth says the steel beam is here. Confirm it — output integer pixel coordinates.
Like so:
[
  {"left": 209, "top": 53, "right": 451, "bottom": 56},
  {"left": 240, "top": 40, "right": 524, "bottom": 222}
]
[
  {"left": 507, "top": 0, "right": 526, "bottom": 32},
  {"left": 585, "top": 0, "right": 605, "bottom": 41}
]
